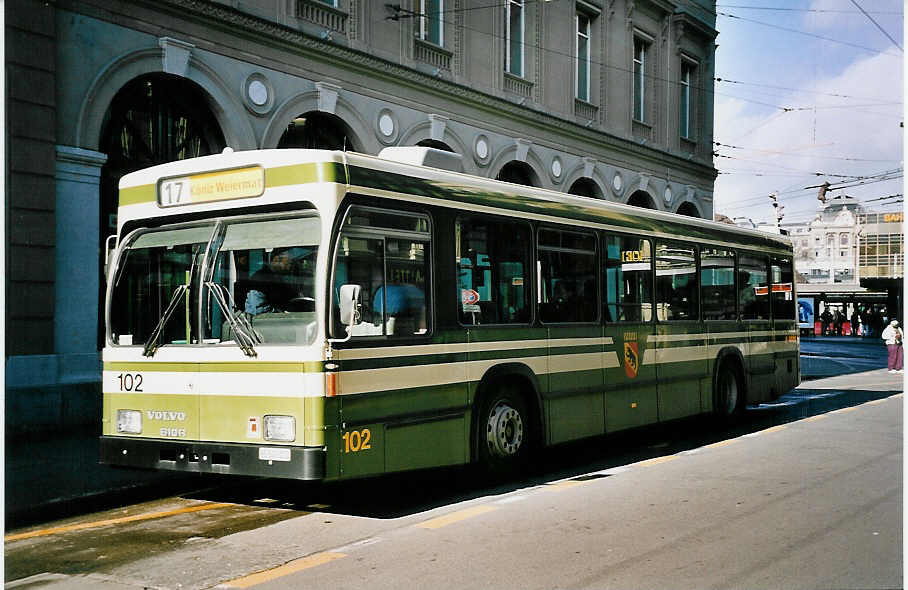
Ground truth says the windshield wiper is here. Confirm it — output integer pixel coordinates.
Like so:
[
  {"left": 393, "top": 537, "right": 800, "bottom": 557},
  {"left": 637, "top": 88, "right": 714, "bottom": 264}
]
[
  {"left": 142, "top": 285, "right": 189, "bottom": 357},
  {"left": 206, "top": 281, "right": 259, "bottom": 357}
]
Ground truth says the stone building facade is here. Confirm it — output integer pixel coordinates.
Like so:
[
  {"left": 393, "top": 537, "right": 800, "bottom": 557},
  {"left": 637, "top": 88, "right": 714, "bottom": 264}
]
[{"left": 6, "top": 0, "right": 718, "bottom": 432}]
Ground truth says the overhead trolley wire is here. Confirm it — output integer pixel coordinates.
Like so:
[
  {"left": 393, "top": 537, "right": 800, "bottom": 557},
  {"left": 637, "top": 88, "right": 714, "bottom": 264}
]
[
  {"left": 717, "top": 5, "right": 903, "bottom": 16},
  {"left": 717, "top": 11, "right": 903, "bottom": 58},
  {"left": 847, "top": 0, "right": 903, "bottom": 52}
]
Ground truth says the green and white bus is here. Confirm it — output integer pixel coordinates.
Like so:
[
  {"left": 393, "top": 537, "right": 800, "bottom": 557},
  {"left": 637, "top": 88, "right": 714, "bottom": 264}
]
[{"left": 101, "top": 147, "right": 799, "bottom": 480}]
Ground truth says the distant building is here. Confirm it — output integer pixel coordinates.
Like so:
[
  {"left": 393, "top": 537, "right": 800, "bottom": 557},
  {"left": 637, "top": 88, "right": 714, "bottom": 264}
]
[
  {"left": 857, "top": 211, "right": 904, "bottom": 281},
  {"left": 784, "top": 195, "right": 864, "bottom": 285},
  {"left": 783, "top": 195, "right": 902, "bottom": 286}
]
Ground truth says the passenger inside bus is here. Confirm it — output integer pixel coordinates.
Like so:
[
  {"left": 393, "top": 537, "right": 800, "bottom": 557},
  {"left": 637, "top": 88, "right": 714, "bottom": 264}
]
[
  {"left": 373, "top": 282, "right": 426, "bottom": 335},
  {"left": 242, "top": 248, "right": 315, "bottom": 315}
]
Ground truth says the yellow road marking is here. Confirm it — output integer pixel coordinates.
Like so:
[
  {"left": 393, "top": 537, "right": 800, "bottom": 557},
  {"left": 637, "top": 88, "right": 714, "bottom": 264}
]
[
  {"left": 219, "top": 552, "right": 347, "bottom": 588},
  {"left": 760, "top": 425, "right": 787, "bottom": 435},
  {"left": 703, "top": 439, "right": 736, "bottom": 450},
  {"left": 865, "top": 399, "right": 886, "bottom": 406},
  {"left": 802, "top": 414, "right": 827, "bottom": 423},
  {"left": 546, "top": 480, "right": 585, "bottom": 492},
  {"left": 635, "top": 455, "right": 677, "bottom": 467},
  {"left": 416, "top": 505, "right": 497, "bottom": 529},
  {"left": 5, "top": 502, "right": 234, "bottom": 542}
]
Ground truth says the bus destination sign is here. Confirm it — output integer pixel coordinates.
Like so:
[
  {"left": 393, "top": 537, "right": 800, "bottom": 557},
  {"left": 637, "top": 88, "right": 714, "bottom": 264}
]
[{"left": 158, "top": 166, "right": 265, "bottom": 207}]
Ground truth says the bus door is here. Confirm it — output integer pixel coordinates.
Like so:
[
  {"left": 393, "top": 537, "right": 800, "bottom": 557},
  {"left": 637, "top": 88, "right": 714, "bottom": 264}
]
[
  {"left": 700, "top": 247, "right": 738, "bottom": 413},
  {"left": 739, "top": 253, "right": 773, "bottom": 399},
  {"left": 653, "top": 241, "right": 704, "bottom": 421},
  {"left": 771, "top": 256, "right": 799, "bottom": 396},
  {"left": 603, "top": 234, "right": 658, "bottom": 432},
  {"left": 538, "top": 227, "right": 604, "bottom": 444}
]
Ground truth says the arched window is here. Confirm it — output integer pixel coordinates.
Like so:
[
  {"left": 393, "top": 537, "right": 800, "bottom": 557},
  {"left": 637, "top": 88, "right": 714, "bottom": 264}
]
[
  {"left": 277, "top": 111, "right": 357, "bottom": 151},
  {"left": 100, "top": 74, "right": 226, "bottom": 235},
  {"left": 496, "top": 161, "right": 538, "bottom": 187},
  {"left": 568, "top": 177, "right": 601, "bottom": 199},
  {"left": 676, "top": 201, "right": 701, "bottom": 218},
  {"left": 99, "top": 73, "right": 226, "bottom": 345},
  {"left": 627, "top": 190, "right": 657, "bottom": 209}
]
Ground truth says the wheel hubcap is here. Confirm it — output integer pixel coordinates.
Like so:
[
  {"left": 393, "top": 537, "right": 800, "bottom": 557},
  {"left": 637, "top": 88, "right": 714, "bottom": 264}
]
[{"left": 486, "top": 402, "right": 524, "bottom": 458}]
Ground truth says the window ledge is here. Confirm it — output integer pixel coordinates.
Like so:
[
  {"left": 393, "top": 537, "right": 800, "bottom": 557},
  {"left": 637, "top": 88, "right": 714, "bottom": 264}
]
[
  {"left": 414, "top": 38, "right": 452, "bottom": 71},
  {"left": 504, "top": 72, "right": 533, "bottom": 97},
  {"left": 574, "top": 98, "right": 599, "bottom": 121},
  {"left": 297, "top": 0, "right": 347, "bottom": 35}
]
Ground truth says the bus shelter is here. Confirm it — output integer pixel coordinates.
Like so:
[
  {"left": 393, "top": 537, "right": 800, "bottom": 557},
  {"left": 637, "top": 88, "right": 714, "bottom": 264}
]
[{"left": 797, "top": 282, "right": 894, "bottom": 337}]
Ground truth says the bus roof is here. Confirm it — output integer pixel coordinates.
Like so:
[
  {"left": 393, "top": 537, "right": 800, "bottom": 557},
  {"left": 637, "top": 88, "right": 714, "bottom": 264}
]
[{"left": 118, "top": 148, "right": 792, "bottom": 253}]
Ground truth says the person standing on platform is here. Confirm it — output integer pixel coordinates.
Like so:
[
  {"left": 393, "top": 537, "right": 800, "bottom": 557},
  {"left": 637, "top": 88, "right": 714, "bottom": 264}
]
[{"left": 881, "top": 320, "right": 903, "bottom": 374}]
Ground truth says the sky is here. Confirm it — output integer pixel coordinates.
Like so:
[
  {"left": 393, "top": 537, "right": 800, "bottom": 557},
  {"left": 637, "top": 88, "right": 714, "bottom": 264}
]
[{"left": 711, "top": 0, "right": 904, "bottom": 225}]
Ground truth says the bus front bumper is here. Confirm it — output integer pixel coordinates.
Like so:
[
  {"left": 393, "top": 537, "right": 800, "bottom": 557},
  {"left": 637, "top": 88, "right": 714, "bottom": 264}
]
[{"left": 100, "top": 436, "right": 325, "bottom": 480}]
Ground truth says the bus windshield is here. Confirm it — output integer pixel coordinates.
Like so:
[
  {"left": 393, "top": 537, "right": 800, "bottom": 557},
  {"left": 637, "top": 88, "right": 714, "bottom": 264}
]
[
  {"left": 109, "top": 213, "right": 321, "bottom": 350},
  {"left": 206, "top": 215, "right": 320, "bottom": 346}
]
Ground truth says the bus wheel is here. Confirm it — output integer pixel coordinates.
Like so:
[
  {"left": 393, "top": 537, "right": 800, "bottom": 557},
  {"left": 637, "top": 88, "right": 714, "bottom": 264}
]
[
  {"left": 714, "top": 363, "right": 743, "bottom": 419},
  {"left": 477, "top": 386, "right": 531, "bottom": 474}
]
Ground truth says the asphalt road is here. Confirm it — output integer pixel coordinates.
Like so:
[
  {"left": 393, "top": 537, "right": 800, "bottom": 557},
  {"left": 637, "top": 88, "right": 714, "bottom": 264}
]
[{"left": 6, "top": 364, "right": 903, "bottom": 590}]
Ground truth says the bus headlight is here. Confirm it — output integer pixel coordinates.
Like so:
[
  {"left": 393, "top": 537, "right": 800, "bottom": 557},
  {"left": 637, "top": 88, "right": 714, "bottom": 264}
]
[
  {"left": 117, "top": 410, "right": 142, "bottom": 434},
  {"left": 264, "top": 415, "right": 296, "bottom": 442}
]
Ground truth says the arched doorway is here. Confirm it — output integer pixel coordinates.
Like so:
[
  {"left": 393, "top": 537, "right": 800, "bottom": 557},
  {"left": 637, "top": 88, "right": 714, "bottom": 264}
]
[
  {"left": 497, "top": 161, "right": 538, "bottom": 187},
  {"left": 277, "top": 111, "right": 357, "bottom": 151},
  {"left": 676, "top": 201, "right": 701, "bottom": 218},
  {"left": 568, "top": 177, "right": 602, "bottom": 199},
  {"left": 627, "top": 190, "right": 657, "bottom": 209},
  {"left": 99, "top": 73, "right": 226, "bottom": 344}
]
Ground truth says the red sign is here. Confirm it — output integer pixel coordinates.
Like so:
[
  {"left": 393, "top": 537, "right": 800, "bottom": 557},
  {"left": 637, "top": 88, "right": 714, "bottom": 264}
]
[
  {"left": 624, "top": 341, "right": 639, "bottom": 379},
  {"left": 461, "top": 289, "right": 480, "bottom": 306}
]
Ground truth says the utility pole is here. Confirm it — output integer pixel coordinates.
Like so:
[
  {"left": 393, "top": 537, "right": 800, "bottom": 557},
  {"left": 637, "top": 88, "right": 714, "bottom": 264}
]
[{"left": 769, "top": 192, "right": 784, "bottom": 231}]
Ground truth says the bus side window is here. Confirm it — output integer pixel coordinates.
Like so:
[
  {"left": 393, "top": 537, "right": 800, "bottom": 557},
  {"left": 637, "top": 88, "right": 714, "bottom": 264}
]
[
  {"left": 538, "top": 227, "right": 598, "bottom": 323},
  {"left": 700, "top": 247, "right": 736, "bottom": 321},
  {"left": 739, "top": 253, "right": 769, "bottom": 321},
  {"left": 456, "top": 216, "right": 530, "bottom": 325},
  {"left": 771, "top": 256, "right": 794, "bottom": 320},
  {"left": 655, "top": 241, "right": 698, "bottom": 321},
  {"left": 604, "top": 235, "right": 652, "bottom": 323},
  {"left": 332, "top": 206, "right": 432, "bottom": 338}
]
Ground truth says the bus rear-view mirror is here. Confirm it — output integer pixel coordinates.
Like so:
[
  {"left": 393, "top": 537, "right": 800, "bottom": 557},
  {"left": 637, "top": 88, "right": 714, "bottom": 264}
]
[{"left": 338, "top": 284, "right": 361, "bottom": 327}]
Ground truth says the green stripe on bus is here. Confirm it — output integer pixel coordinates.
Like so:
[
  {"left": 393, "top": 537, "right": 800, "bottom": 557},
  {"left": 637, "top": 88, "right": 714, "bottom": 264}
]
[
  {"left": 119, "top": 184, "right": 156, "bottom": 207},
  {"left": 265, "top": 162, "right": 344, "bottom": 188},
  {"left": 337, "top": 344, "right": 606, "bottom": 371},
  {"left": 103, "top": 362, "right": 325, "bottom": 373}
]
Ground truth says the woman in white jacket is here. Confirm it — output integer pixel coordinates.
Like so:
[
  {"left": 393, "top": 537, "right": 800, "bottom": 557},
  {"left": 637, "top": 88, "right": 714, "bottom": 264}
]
[{"left": 881, "top": 320, "right": 903, "bottom": 373}]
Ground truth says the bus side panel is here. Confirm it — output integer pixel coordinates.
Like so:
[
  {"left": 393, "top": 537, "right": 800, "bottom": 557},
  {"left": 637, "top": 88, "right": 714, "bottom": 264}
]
[
  {"left": 605, "top": 323, "right": 658, "bottom": 432},
  {"left": 773, "top": 321, "right": 800, "bottom": 398},
  {"left": 746, "top": 321, "right": 776, "bottom": 404},
  {"left": 334, "top": 383, "right": 469, "bottom": 478},
  {"left": 654, "top": 324, "right": 705, "bottom": 422},
  {"left": 545, "top": 325, "right": 605, "bottom": 445}
]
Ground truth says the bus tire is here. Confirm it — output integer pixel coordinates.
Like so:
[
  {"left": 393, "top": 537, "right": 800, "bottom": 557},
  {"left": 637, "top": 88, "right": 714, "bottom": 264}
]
[
  {"left": 475, "top": 383, "right": 533, "bottom": 476},
  {"left": 714, "top": 362, "right": 744, "bottom": 420}
]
